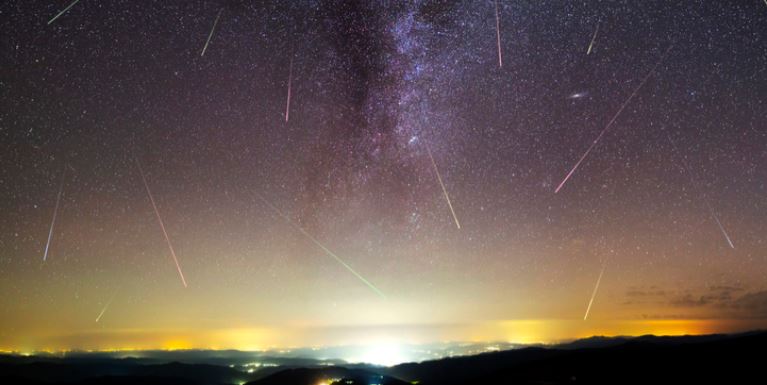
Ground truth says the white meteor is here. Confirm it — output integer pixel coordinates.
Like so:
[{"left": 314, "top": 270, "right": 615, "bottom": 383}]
[
  {"left": 666, "top": 132, "right": 735, "bottom": 249},
  {"left": 48, "top": 0, "right": 80, "bottom": 25},
  {"left": 708, "top": 203, "right": 735, "bottom": 249},
  {"left": 135, "top": 156, "right": 188, "bottom": 287},
  {"left": 43, "top": 168, "right": 67, "bottom": 262},
  {"left": 200, "top": 9, "right": 223, "bottom": 57},
  {"left": 426, "top": 144, "right": 461, "bottom": 229},
  {"left": 583, "top": 260, "right": 607, "bottom": 320}
]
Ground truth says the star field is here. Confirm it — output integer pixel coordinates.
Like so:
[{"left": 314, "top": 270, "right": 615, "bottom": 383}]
[{"left": 1, "top": 0, "right": 766, "bottom": 350}]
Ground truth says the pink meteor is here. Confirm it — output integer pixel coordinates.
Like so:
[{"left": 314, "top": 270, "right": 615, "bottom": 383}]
[
  {"left": 134, "top": 156, "right": 188, "bottom": 288},
  {"left": 555, "top": 44, "right": 674, "bottom": 193}
]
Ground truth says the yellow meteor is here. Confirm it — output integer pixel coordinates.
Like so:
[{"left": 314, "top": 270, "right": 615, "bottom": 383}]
[
  {"left": 494, "top": 0, "right": 503, "bottom": 68},
  {"left": 584, "top": 260, "right": 607, "bottom": 320},
  {"left": 426, "top": 144, "right": 461, "bottom": 229},
  {"left": 587, "top": 23, "right": 599, "bottom": 55}
]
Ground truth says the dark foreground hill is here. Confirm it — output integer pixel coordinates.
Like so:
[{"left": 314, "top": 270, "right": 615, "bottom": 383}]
[
  {"left": 385, "top": 330, "right": 767, "bottom": 385},
  {"left": 1, "top": 331, "right": 764, "bottom": 385},
  {"left": 245, "top": 367, "right": 409, "bottom": 385}
]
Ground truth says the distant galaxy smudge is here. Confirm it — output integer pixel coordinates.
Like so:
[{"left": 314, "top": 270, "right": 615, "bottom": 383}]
[{"left": 555, "top": 44, "right": 674, "bottom": 193}]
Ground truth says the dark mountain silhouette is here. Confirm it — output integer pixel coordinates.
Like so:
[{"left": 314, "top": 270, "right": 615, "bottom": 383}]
[
  {"left": 245, "top": 367, "right": 409, "bottom": 385},
  {"left": 384, "top": 330, "right": 766, "bottom": 385},
  {"left": 1, "top": 331, "right": 764, "bottom": 385},
  {"left": 0, "top": 361, "right": 256, "bottom": 385}
]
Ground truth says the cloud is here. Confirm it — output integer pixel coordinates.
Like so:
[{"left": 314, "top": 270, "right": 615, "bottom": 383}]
[
  {"left": 626, "top": 287, "right": 667, "bottom": 298},
  {"left": 624, "top": 284, "right": 767, "bottom": 319},
  {"left": 729, "top": 291, "right": 767, "bottom": 318},
  {"left": 670, "top": 294, "right": 711, "bottom": 308}
]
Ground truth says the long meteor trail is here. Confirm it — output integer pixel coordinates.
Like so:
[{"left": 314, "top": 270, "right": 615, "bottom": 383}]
[
  {"left": 135, "top": 156, "right": 188, "bottom": 287},
  {"left": 494, "top": 0, "right": 503, "bottom": 68},
  {"left": 200, "top": 9, "right": 223, "bottom": 57},
  {"left": 708, "top": 202, "right": 735, "bottom": 249},
  {"left": 586, "top": 23, "right": 599, "bottom": 55},
  {"left": 583, "top": 260, "right": 607, "bottom": 320},
  {"left": 426, "top": 144, "right": 461, "bottom": 229},
  {"left": 43, "top": 168, "right": 67, "bottom": 262},
  {"left": 285, "top": 56, "right": 293, "bottom": 122},
  {"left": 666, "top": 132, "right": 735, "bottom": 249},
  {"left": 555, "top": 44, "right": 674, "bottom": 193},
  {"left": 48, "top": 0, "right": 80, "bottom": 25},
  {"left": 255, "top": 193, "right": 386, "bottom": 299}
]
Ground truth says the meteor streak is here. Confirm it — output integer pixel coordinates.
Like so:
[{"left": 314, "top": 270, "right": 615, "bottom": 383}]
[
  {"left": 666, "top": 132, "right": 735, "bottom": 249},
  {"left": 200, "top": 9, "right": 223, "bottom": 57},
  {"left": 135, "top": 156, "right": 188, "bottom": 287},
  {"left": 583, "top": 260, "right": 607, "bottom": 320},
  {"left": 43, "top": 167, "right": 67, "bottom": 261},
  {"left": 426, "top": 144, "right": 461, "bottom": 229},
  {"left": 494, "top": 0, "right": 503, "bottom": 68},
  {"left": 48, "top": 0, "right": 80, "bottom": 25},
  {"left": 255, "top": 193, "right": 386, "bottom": 298},
  {"left": 95, "top": 292, "right": 117, "bottom": 323},
  {"left": 708, "top": 202, "right": 735, "bottom": 249},
  {"left": 555, "top": 44, "right": 674, "bottom": 193},
  {"left": 586, "top": 23, "right": 599, "bottom": 55},
  {"left": 285, "top": 56, "right": 293, "bottom": 122}
]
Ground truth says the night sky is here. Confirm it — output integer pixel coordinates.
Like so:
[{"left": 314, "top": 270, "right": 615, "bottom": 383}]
[{"left": 1, "top": 0, "right": 767, "bottom": 354}]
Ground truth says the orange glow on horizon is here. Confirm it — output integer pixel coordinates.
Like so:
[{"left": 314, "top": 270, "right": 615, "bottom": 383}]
[{"left": 1, "top": 318, "right": 764, "bottom": 354}]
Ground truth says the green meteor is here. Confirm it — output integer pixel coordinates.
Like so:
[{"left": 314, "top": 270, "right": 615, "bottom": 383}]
[
  {"left": 256, "top": 193, "right": 386, "bottom": 299},
  {"left": 48, "top": 0, "right": 81, "bottom": 25}
]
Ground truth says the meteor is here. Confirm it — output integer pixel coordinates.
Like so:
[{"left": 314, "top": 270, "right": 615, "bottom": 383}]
[
  {"left": 555, "top": 43, "right": 674, "bottom": 193},
  {"left": 426, "top": 144, "right": 461, "bottom": 229},
  {"left": 666, "top": 132, "right": 735, "bottom": 249},
  {"left": 494, "top": 0, "right": 503, "bottom": 68},
  {"left": 708, "top": 203, "right": 735, "bottom": 249},
  {"left": 586, "top": 23, "right": 599, "bottom": 55},
  {"left": 43, "top": 167, "right": 67, "bottom": 262},
  {"left": 135, "top": 156, "right": 188, "bottom": 287},
  {"left": 95, "top": 292, "right": 117, "bottom": 323},
  {"left": 583, "top": 260, "right": 607, "bottom": 320},
  {"left": 48, "top": 0, "right": 80, "bottom": 25},
  {"left": 200, "top": 9, "right": 223, "bottom": 57},
  {"left": 285, "top": 56, "right": 293, "bottom": 122},
  {"left": 255, "top": 193, "right": 386, "bottom": 299}
]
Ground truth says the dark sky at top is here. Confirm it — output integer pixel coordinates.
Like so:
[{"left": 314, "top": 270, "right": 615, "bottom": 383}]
[{"left": 1, "top": 1, "right": 766, "bottom": 350}]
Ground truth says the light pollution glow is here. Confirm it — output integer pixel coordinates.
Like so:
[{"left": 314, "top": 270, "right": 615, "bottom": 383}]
[{"left": 3, "top": 319, "right": 764, "bottom": 356}]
